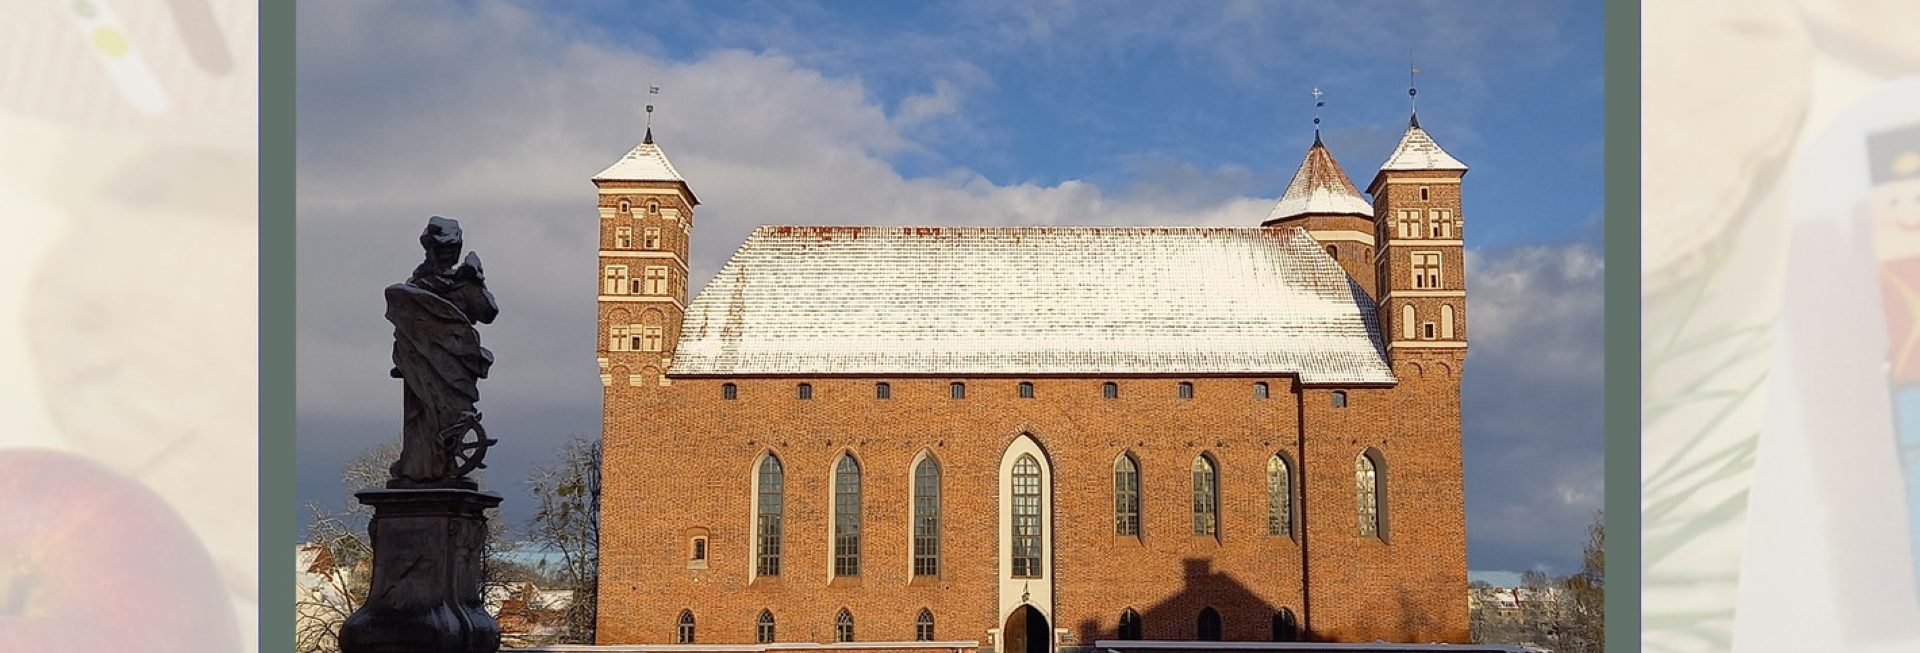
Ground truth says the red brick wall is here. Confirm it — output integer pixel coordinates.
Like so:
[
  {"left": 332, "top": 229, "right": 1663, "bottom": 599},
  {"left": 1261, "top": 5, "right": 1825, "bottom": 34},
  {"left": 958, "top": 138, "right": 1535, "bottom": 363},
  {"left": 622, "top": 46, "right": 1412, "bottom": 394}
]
[{"left": 596, "top": 374, "right": 1466, "bottom": 646}]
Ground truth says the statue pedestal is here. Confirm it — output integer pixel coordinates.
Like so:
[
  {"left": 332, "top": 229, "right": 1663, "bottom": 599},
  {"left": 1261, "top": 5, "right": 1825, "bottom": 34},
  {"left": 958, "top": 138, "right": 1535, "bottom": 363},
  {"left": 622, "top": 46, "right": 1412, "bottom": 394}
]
[{"left": 340, "top": 488, "right": 503, "bottom": 653}]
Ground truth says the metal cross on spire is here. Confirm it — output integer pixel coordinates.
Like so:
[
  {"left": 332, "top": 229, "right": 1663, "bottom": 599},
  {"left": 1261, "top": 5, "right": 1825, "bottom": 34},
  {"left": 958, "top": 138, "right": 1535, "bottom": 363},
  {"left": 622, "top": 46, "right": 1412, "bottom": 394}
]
[
  {"left": 1311, "top": 87, "right": 1324, "bottom": 143},
  {"left": 644, "top": 84, "right": 660, "bottom": 144}
]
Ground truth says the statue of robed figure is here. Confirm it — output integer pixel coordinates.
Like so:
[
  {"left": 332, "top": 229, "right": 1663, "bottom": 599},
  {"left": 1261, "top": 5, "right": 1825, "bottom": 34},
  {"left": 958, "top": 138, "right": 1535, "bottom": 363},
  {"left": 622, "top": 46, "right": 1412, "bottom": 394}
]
[{"left": 386, "top": 216, "right": 500, "bottom": 488}]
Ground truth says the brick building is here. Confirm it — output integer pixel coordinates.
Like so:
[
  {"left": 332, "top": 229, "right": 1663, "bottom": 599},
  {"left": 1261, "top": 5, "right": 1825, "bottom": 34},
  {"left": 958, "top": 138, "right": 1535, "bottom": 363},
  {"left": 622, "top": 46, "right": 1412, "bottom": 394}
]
[{"left": 592, "top": 115, "right": 1470, "bottom": 652}]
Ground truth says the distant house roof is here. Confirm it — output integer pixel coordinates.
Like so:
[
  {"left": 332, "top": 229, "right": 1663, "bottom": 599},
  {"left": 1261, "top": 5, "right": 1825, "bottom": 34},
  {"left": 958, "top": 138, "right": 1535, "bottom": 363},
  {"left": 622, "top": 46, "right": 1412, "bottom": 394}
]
[
  {"left": 1263, "top": 139, "right": 1374, "bottom": 223},
  {"left": 670, "top": 225, "right": 1394, "bottom": 384}
]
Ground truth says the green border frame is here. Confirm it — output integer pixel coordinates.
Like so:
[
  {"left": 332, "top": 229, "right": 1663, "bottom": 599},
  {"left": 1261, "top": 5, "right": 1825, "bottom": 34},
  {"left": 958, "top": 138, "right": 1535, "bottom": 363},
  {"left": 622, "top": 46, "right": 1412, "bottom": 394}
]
[
  {"left": 1603, "top": 0, "right": 1640, "bottom": 651},
  {"left": 261, "top": 0, "right": 295, "bottom": 650}
]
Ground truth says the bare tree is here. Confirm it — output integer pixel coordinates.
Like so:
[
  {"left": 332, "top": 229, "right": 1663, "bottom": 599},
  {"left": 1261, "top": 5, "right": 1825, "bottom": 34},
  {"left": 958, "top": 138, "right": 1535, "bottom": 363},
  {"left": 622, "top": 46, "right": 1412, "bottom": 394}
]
[
  {"left": 295, "top": 442, "right": 511, "bottom": 653},
  {"left": 525, "top": 437, "right": 602, "bottom": 644},
  {"left": 1561, "top": 510, "right": 1605, "bottom": 653}
]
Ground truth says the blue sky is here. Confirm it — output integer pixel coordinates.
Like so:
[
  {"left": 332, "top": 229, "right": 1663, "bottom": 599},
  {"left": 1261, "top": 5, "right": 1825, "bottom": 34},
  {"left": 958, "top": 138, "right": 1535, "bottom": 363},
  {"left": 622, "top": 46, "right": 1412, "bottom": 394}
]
[{"left": 297, "top": 0, "right": 1603, "bottom": 579}]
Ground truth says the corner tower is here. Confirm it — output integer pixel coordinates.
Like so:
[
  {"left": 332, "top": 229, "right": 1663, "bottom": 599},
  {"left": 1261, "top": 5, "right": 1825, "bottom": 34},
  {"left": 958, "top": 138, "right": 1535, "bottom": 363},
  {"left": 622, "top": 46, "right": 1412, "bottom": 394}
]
[
  {"left": 593, "top": 128, "right": 698, "bottom": 391},
  {"left": 1261, "top": 134, "right": 1377, "bottom": 290},
  {"left": 1369, "top": 115, "right": 1467, "bottom": 366}
]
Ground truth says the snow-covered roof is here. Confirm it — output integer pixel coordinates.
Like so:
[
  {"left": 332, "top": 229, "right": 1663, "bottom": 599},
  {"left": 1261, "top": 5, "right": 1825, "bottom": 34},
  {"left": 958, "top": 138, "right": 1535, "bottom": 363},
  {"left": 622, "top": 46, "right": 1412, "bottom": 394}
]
[
  {"left": 670, "top": 225, "right": 1394, "bottom": 384},
  {"left": 592, "top": 133, "right": 688, "bottom": 184},
  {"left": 1377, "top": 119, "right": 1468, "bottom": 173},
  {"left": 1263, "top": 139, "right": 1374, "bottom": 223}
]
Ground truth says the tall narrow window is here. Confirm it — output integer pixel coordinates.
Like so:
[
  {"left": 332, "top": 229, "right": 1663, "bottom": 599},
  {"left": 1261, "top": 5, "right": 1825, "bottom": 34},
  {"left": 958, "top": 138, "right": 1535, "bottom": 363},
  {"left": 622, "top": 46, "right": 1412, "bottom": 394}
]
[
  {"left": 677, "top": 610, "right": 696, "bottom": 644},
  {"left": 1412, "top": 252, "right": 1442, "bottom": 289},
  {"left": 1119, "top": 608, "right": 1143, "bottom": 640},
  {"left": 950, "top": 382, "right": 966, "bottom": 399},
  {"left": 614, "top": 226, "right": 634, "bottom": 249},
  {"left": 1401, "top": 304, "right": 1417, "bottom": 339},
  {"left": 756, "top": 455, "right": 783, "bottom": 576},
  {"left": 1419, "top": 186, "right": 1430, "bottom": 201},
  {"left": 1197, "top": 607, "right": 1221, "bottom": 641},
  {"left": 913, "top": 457, "right": 941, "bottom": 577},
  {"left": 876, "top": 382, "right": 891, "bottom": 399},
  {"left": 916, "top": 609, "right": 935, "bottom": 641},
  {"left": 1254, "top": 382, "right": 1269, "bottom": 399},
  {"left": 1192, "top": 456, "right": 1218, "bottom": 536},
  {"left": 797, "top": 383, "right": 813, "bottom": 400},
  {"left": 1178, "top": 382, "right": 1194, "bottom": 399},
  {"left": 1267, "top": 455, "right": 1292, "bottom": 536},
  {"left": 834, "top": 455, "right": 862, "bottom": 577},
  {"left": 1114, "top": 454, "right": 1140, "bottom": 536},
  {"left": 1019, "top": 381, "right": 1035, "bottom": 399},
  {"left": 1441, "top": 304, "right": 1456, "bottom": 339},
  {"left": 643, "top": 227, "right": 662, "bottom": 250},
  {"left": 1011, "top": 454, "right": 1043, "bottom": 577},
  {"left": 722, "top": 383, "right": 738, "bottom": 400},
  {"left": 757, "top": 610, "right": 776, "bottom": 644},
  {"left": 1103, "top": 382, "right": 1119, "bottom": 399},
  {"left": 1357, "top": 452, "right": 1382, "bottom": 537},
  {"left": 643, "top": 266, "right": 670, "bottom": 295},
  {"left": 604, "top": 265, "right": 630, "bottom": 295},
  {"left": 835, "top": 609, "right": 855, "bottom": 643}
]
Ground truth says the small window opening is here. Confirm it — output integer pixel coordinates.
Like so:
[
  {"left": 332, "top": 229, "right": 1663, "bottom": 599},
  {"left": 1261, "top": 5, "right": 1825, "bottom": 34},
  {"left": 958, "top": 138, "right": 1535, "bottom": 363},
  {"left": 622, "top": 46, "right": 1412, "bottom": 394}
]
[
  {"left": 1103, "top": 382, "right": 1119, "bottom": 399},
  {"left": 691, "top": 537, "right": 707, "bottom": 561},
  {"left": 1419, "top": 186, "right": 1430, "bottom": 200},
  {"left": 1254, "top": 382, "right": 1270, "bottom": 399},
  {"left": 950, "top": 382, "right": 966, "bottom": 399},
  {"left": 876, "top": 382, "right": 891, "bottom": 399},
  {"left": 722, "top": 383, "right": 738, "bottom": 400},
  {"left": 1332, "top": 390, "right": 1348, "bottom": 408},
  {"left": 1018, "top": 381, "right": 1035, "bottom": 399},
  {"left": 798, "top": 383, "right": 813, "bottom": 400},
  {"left": 1178, "top": 382, "right": 1194, "bottom": 399}
]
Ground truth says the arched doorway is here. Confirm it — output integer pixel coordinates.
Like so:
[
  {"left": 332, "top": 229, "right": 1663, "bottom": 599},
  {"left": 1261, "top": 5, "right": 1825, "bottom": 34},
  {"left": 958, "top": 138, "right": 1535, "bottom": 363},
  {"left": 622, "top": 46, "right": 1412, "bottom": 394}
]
[{"left": 1002, "top": 605, "right": 1050, "bottom": 653}]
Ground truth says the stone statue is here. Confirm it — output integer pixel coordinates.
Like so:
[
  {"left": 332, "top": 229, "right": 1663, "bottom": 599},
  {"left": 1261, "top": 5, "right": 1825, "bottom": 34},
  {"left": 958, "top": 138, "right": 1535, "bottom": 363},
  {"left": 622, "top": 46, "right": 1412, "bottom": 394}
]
[{"left": 385, "top": 216, "right": 499, "bottom": 488}]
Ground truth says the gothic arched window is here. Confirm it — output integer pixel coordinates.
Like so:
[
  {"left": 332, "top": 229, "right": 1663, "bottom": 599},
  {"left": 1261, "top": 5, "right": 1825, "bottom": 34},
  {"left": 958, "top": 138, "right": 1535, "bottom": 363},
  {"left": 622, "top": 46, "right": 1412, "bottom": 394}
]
[
  {"left": 1114, "top": 453, "right": 1140, "bottom": 536},
  {"left": 1401, "top": 304, "right": 1417, "bottom": 339},
  {"left": 757, "top": 610, "right": 776, "bottom": 644},
  {"left": 1357, "top": 450, "right": 1383, "bottom": 538},
  {"left": 1267, "top": 455, "right": 1292, "bottom": 537},
  {"left": 834, "top": 454, "right": 862, "bottom": 576},
  {"left": 1441, "top": 304, "right": 1456, "bottom": 339},
  {"left": 1192, "top": 455, "right": 1218, "bottom": 536},
  {"left": 916, "top": 609, "right": 935, "bottom": 641},
  {"left": 755, "top": 454, "right": 783, "bottom": 576},
  {"left": 835, "top": 608, "right": 855, "bottom": 643},
  {"left": 676, "top": 610, "right": 695, "bottom": 644},
  {"left": 913, "top": 456, "right": 941, "bottom": 577},
  {"left": 1273, "top": 609, "right": 1299, "bottom": 642},
  {"left": 1011, "top": 454, "right": 1043, "bottom": 578},
  {"left": 1119, "top": 608, "right": 1143, "bottom": 640},
  {"left": 1197, "top": 607, "right": 1222, "bottom": 641}
]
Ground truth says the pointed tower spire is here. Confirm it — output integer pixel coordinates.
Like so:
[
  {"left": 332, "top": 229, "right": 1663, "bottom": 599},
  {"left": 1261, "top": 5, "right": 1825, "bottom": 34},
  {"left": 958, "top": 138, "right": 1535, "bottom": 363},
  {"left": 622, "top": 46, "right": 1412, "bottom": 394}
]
[
  {"left": 1408, "top": 63, "right": 1421, "bottom": 127},
  {"left": 643, "top": 84, "right": 660, "bottom": 144},
  {"left": 1312, "top": 87, "right": 1325, "bottom": 143}
]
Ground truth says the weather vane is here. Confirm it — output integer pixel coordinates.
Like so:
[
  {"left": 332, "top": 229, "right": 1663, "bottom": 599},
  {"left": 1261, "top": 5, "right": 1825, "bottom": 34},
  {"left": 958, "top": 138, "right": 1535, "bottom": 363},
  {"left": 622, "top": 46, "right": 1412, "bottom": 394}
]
[
  {"left": 1409, "top": 61, "right": 1422, "bottom": 125},
  {"left": 1311, "top": 87, "right": 1324, "bottom": 141},
  {"left": 644, "top": 83, "right": 660, "bottom": 143}
]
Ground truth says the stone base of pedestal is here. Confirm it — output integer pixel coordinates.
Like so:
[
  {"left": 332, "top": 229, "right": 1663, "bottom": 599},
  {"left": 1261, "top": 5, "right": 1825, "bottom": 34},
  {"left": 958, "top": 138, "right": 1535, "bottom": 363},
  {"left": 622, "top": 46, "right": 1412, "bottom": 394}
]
[{"left": 341, "top": 487, "right": 504, "bottom": 653}]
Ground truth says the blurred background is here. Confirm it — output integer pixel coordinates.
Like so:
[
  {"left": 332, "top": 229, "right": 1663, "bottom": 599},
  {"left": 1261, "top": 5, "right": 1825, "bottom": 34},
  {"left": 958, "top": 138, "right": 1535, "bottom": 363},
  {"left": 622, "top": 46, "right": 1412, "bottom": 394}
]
[
  {"left": 1643, "top": 1, "right": 1920, "bottom": 652},
  {"left": 0, "top": 0, "right": 255, "bottom": 651}
]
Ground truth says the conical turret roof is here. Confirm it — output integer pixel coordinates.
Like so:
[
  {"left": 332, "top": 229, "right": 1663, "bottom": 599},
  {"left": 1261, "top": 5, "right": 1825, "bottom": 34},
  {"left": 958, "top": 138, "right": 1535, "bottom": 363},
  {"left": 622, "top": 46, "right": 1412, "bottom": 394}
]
[
  {"left": 1377, "top": 117, "right": 1467, "bottom": 172},
  {"left": 1262, "top": 138, "right": 1374, "bottom": 224},
  {"left": 593, "top": 131, "right": 699, "bottom": 204}
]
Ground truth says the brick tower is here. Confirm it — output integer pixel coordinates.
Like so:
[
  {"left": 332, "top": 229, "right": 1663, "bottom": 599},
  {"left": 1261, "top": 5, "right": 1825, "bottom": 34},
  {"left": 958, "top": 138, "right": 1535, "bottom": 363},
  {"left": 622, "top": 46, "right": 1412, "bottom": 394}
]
[
  {"left": 593, "top": 127, "right": 698, "bottom": 391},
  {"left": 1261, "top": 132, "right": 1378, "bottom": 291}
]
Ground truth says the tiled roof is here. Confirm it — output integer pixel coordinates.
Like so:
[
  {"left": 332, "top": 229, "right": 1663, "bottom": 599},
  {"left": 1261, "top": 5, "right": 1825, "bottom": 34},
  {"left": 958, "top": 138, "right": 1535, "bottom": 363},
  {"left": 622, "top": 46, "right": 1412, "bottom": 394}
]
[
  {"left": 592, "top": 135, "right": 687, "bottom": 183},
  {"left": 1263, "top": 139, "right": 1375, "bottom": 223},
  {"left": 1377, "top": 121, "right": 1468, "bottom": 173},
  {"left": 670, "top": 225, "right": 1394, "bottom": 384}
]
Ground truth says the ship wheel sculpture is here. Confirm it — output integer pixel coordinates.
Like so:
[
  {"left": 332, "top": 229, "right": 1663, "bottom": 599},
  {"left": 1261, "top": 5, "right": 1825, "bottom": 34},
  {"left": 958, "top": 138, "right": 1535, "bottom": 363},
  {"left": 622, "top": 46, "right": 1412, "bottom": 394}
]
[{"left": 440, "top": 411, "right": 497, "bottom": 477}]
